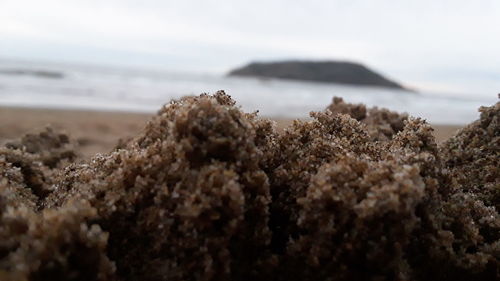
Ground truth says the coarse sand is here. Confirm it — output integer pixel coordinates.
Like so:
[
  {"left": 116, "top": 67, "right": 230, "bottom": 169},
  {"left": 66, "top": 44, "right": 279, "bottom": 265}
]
[{"left": 0, "top": 92, "right": 498, "bottom": 281}]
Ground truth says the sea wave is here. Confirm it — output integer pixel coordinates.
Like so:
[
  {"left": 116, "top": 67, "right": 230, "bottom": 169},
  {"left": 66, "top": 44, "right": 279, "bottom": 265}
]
[{"left": 0, "top": 60, "right": 496, "bottom": 124}]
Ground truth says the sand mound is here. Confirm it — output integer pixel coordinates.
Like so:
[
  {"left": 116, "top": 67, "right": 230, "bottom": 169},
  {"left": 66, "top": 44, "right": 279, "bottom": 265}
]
[{"left": 1, "top": 91, "right": 498, "bottom": 280}]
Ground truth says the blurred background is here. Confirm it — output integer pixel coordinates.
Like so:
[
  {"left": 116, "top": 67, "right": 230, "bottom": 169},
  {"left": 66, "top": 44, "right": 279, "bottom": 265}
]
[{"left": 1, "top": 0, "right": 499, "bottom": 155}]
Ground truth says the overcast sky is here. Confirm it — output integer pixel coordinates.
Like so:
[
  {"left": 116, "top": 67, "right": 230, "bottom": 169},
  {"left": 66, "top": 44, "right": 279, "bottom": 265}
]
[{"left": 0, "top": 0, "right": 499, "bottom": 94}]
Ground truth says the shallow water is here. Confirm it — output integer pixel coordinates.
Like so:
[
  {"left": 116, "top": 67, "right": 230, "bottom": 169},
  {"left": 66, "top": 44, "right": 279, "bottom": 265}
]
[{"left": 0, "top": 60, "right": 496, "bottom": 124}]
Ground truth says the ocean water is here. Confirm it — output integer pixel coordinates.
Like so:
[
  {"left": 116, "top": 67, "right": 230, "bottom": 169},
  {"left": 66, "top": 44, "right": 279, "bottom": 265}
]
[{"left": 0, "top": 60, "right": 497, "bottom": 124}]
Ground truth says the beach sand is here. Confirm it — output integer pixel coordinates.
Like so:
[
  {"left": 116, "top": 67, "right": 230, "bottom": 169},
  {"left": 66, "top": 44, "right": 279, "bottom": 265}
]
[
  {"left": 0, "top": 106, "right": 463, "bottom": 160},
  {"left": 1, "top": 93, "right": 497, "bottom": 281}
]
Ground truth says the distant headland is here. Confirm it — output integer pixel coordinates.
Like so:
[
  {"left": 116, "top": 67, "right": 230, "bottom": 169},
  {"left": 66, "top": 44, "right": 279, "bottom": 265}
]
[
  {"left": 0, "top": 69, "right": 64, "bottom": 79},
  {"left": 228, "top": 60, "right": 408, "bottom": 90}
]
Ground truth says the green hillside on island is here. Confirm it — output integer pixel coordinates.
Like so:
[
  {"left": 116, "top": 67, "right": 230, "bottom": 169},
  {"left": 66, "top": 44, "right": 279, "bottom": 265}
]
[{"left": 228, "top": 60, "right": 407, "bottom": 90}]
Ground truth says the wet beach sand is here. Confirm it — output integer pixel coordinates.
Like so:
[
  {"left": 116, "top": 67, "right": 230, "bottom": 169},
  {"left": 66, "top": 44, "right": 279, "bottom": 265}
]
[
  {"left": 0, "top": 93, "right": 498, "bottom": 281},
  {"left": 0, "top": 106, "right": 463, "bottom": 160}
]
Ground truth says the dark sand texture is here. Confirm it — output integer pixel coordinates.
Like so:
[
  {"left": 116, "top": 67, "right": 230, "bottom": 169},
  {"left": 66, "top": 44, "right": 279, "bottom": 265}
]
[
  {"left": 0, "top": 107, "right": 461, "bottom": 160},
  {"left": 0, "top": 92, "right": 498, "bottom": 281}
]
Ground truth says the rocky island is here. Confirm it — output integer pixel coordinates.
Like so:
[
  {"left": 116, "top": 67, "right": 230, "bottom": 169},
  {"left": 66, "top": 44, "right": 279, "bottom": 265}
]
[{"left": 228, "top": 60, "right": 407, "bottom": 90}]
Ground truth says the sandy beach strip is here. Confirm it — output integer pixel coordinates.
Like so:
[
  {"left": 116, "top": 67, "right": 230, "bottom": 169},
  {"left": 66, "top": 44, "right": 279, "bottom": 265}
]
[{"left": 0, "top": 106, "right": 464, "bottom": 159}]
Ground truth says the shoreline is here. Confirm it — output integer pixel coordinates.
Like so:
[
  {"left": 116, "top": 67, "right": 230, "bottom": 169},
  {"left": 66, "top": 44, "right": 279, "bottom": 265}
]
[{"left": 0, "top": 106, "right": 464, "bottom": 159}]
